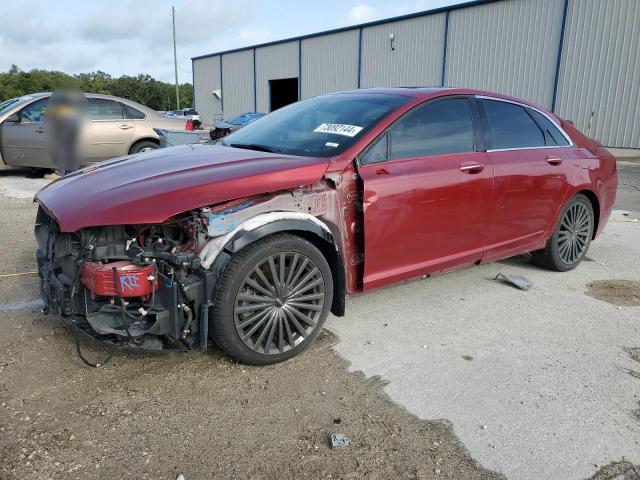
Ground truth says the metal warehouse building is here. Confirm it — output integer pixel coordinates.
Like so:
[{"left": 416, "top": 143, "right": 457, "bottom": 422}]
[{"left": 192, "top": 0, "right": 640, "bottom": 149}]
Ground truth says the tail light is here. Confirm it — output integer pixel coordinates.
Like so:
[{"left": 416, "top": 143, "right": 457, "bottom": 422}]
[
  {"left": 185, "top": 119, "right": 194, "bottom": 131},
  {"left": 81, "top": 261, "right": 158, "bottom": 298}
]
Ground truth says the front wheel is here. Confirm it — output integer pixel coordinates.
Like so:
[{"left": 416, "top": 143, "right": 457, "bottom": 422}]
[
  {"left": 532, "top": 194, "right": 594, "bottom": 271},
  {"left": 211, "top": 233, "right": 333, "bottom": 365}
]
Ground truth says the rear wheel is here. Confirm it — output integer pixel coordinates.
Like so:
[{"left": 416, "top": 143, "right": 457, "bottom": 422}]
[
  {"left": 129, "top": 140, "right": 158, "bottom": 154},
  {"left": 211, "top": 233, "right": 333, "bottom": 365},
  {"left": 532, "top": 194, "right": 594, "bottom": 271}
]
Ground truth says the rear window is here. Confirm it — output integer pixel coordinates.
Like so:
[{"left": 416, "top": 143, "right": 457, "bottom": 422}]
[
  {"left": 88, "top": 98, "right": 124, "bottom": 120},
  {"left": 527, "top": 109, "right": 570, "bottom": 146},
  {"left": 482, "top": 99, "right": 545, "bottom": 150},
  {"left": 123, "top": 103, "right": 146, "bottom": 120}
]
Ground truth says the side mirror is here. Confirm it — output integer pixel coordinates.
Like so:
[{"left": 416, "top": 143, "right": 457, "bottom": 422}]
[{"left": 6, "top": 113, "right": 21, "bottom": 123}]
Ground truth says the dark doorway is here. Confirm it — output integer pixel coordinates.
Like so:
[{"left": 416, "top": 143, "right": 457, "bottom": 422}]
[{"left": 269, "top": 78, "right": 298, "bottom": 111}]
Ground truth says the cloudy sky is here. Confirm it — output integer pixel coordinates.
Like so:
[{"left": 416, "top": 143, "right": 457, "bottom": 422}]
[{"left": 0, "top": 0, "right": 461, "bottom": 83}]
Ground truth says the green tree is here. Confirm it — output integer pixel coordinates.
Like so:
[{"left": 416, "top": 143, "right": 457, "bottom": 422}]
[{"left": 0, "top": 66, "right": 192, "bottom": 111}]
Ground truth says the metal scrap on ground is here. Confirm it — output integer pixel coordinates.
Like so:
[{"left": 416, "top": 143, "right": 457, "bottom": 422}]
[{"left": 493, "top": 273, "right": 533, "bottom": 291}]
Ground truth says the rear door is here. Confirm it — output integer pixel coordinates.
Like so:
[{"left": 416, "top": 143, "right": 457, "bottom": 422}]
[
  {"left": 0, "top": 97, "right": 51, "bottom": 168},
  {"left": 358, "top": 96, "right": 492, "bottom": 290},
  {"left": 478, "top": 97, "right": 573, "bottom": 261},
  {"left": 86, "top": 98, "right": 135, "bottom": 161}
]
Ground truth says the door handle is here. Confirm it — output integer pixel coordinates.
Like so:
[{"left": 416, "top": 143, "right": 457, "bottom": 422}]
[
  {"left": 119, "top": 125, "right": 133, "bottom": 130},
  {"left": 35, "top": 126, "right": 44, "bottom": 134},
  {"left": 546, "top": 157, "right": 563, "bottom": 165},
  {"left": 459, "top": 162, "right": 484, "bottom": 174},
  {"left": 375, "top": 167, "right": 389, "bottom": 175}
]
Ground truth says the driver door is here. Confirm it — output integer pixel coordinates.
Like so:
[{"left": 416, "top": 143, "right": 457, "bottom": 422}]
[
  {"left": 0, "top": 97, "right": 51, "bottom": 168},
  {"left": 357, "top": 97, "right": 492, "bottom": 290}
]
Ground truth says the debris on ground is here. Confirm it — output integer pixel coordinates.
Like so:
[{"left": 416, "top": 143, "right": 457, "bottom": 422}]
[
  {"left": 493, "top": 273, "right": 533, "bottom": 291},
  {"left": 330, "top": 433, "right": 351, "bottom": 449}
]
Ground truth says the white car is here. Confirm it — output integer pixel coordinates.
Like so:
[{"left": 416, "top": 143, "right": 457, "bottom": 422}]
[{"left": 164, "top": 108, "right": 201, "bottom": 123}]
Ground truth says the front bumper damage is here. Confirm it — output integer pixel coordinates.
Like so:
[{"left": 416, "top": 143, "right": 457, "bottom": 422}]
[
  {"left": 34, "top": 180, "right": 347, "bottom": 355},
  {"left": 34, "top": 207, "right": 226, "bottom": 352}
]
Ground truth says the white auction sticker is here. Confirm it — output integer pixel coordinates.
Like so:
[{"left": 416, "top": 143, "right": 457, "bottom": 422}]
[{"left": 314, "top": 123, "right": 363, "bottom": 137}]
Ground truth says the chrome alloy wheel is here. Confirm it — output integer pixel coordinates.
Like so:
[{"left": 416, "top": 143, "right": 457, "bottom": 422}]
[
  {"left": 557, "top": 201, "right": 592, "bottom": 264},
  {"left": 233, "top": 252, "right": 326, "bottom": 355}
]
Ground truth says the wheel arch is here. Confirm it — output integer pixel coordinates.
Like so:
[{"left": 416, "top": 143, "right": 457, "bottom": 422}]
[
  {"left": 574, "top": 188, "right": 600, "bottom": 239},
  {"left": 204, "top": 214, "right": 346, "bottom": 317},
  {"left": 128, "top": 137, "right": 159, "bottom": 154}
]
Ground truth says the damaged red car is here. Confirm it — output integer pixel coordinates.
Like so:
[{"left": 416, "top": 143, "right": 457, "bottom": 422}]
[{"left": 34, "top": 88, "right": 617, "bottom": 365}]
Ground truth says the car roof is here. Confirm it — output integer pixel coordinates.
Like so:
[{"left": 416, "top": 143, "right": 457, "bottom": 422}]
[
  {"left": 331, "top": 87, "right": 554, "bottom": 117},
  {"left": 22, "top": 92, "right": 159, "bottom": 115}
]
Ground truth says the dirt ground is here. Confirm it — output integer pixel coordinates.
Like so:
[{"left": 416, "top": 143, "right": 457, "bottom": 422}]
[
  {"left": 585, "top": 280, "right": 640, "bottom": 307},
  {"left": 0, "top": 198, "right": 504, "bottom": 480}
]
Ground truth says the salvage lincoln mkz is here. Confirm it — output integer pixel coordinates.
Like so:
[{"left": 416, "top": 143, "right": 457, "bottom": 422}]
[{"left": 34, "top": 88, "right": 617, "bottom": 365}]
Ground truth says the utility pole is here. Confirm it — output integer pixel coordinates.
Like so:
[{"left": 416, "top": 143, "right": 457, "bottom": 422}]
[{"left": 172, "top": 6, "right": 180, "bottom": 109}]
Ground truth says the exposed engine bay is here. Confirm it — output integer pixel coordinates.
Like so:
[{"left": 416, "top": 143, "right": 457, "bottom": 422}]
[{"left": 34, "top": 183, "right": 352, "bottom": 353}]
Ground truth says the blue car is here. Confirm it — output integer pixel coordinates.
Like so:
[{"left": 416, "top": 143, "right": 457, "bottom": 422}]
[{"left": 210, "top": 112, "right": 265, "bottom": 140}]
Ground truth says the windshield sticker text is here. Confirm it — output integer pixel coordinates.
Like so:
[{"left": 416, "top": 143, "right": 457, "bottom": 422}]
[{"left": 314, "top": 123, "right": 363, "bottom": 137}]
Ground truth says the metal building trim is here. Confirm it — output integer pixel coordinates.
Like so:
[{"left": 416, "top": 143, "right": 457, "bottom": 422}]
[
  {"left": 253, "top": 48, "right": 257, "bottom": 112},
  {"left": 219, "top": 55, "right": 224, "bottom": 112},
  {"left": 441, "top": 11, "right": 450, "bottom": 87},
  {"left": 551, "top": 0, "right": 570, "bottom": 112}
]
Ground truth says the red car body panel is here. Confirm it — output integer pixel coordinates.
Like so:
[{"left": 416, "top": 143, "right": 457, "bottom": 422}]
[
  {"left": 36, "top": 144, "right": 330, "bottom": 232},
  {"left": 358, "top": 150, "right": 492, "bottom": 290},
  {"left": 35, "top": 87, "right": 617, "bottom": 297}
]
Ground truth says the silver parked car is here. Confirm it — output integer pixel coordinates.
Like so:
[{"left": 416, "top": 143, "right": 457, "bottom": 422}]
[{"left": 0, "top": 93, "right": 188, "bottom": 169}]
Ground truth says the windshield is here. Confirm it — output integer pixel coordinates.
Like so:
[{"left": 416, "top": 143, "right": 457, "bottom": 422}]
[
  {"left": 221, "top": 94, "right": 411, "bottom": 156},
  {"left": 0, "top": 96, "right": 31, "bottom": 116}
]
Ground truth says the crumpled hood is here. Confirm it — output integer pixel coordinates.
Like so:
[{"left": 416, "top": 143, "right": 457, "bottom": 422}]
[{"left": 35, "top": 144, "right": 330, "bottom": 232}]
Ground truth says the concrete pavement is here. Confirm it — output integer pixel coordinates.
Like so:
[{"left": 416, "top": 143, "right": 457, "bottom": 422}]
[{"left": 327, "top": 212, "right": 640, "bottom": 479}]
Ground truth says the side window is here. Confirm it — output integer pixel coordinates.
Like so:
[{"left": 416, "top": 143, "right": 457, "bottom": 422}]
[
  {"left": 88, "top": 98, "right": 124, "bottom": 120},
  {"left": 19, "top": 98, "right": 49, "bottom": 122},
  {"left": 360, "top": 134, "right": 388, "bottom": 165},
  {"left": 122, "top": 103, "right": 146, "bottom": 120},
  {"left": 482, "top": 99, "right": 545, "bottom": 150},
  {"left": 527, "top": 108, "right": 570, "bottom": 146},
  {"left": 388, "top": 98, "right": 475, "bottom": 160}
]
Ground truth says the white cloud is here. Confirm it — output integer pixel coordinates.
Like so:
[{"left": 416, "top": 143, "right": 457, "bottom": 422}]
[{"left": 341, "top": 4, "right": 378, "bottom": 25}]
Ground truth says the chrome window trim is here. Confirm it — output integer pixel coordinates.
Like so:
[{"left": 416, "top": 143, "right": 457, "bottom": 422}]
[{"left": 475, "top": 95, "right": 574, "bottom": 150}]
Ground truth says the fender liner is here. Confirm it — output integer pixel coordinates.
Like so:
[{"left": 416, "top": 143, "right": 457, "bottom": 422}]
[{"left": 200, "top": 212, "right": 346, "bottom": 317}]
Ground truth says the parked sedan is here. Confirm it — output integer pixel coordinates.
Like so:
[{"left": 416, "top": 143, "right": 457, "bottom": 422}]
[
  {"left": 0, "top": 93, "right": 188, "bottom": 169},
  {"left": 34, "top": 88, "right": 617, "bottom": 365},
  {"left": 209, "top": 112, "right": 265, "bottom": 140}
]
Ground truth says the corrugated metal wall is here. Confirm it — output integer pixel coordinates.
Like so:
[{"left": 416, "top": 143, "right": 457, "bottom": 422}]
[
  {"left": 360, "top": 14, "right": 446, "bottom": 88},
  {"left": 192, "top": 55, "right": 221, "bottom": 125},
  {"left": 221, "top": 50, "right": 255, "bottom": 118},
  {"left": 301, "top": 30, "right": 359, "bottom": 99},
  {"left": 192, "top": 0, "right": 640, "bottom": 148},
  {"left": 255, "top": 41, "right": 299, "bottom": 113},
  {"left": 555, "top": 0, "right": 640, "bottom": 148},
  {"left": 445, "top": 0, "right": 564, "bottom": 108}
]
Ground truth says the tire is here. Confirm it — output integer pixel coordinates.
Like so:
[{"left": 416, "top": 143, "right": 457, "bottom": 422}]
[
  {"left": 532, "top": 193, "right": 594, "bottom": 272},
  {"left": 129, "top": 141, "right": 159, "bottom": 154},
  {"left": 211, "top": 233, "right": 333, "bottom": 365}
]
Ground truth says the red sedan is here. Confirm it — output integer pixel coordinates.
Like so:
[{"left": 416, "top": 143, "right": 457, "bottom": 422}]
[{"left": 35, "top": 88, "right": 617, "bottom": 365}]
